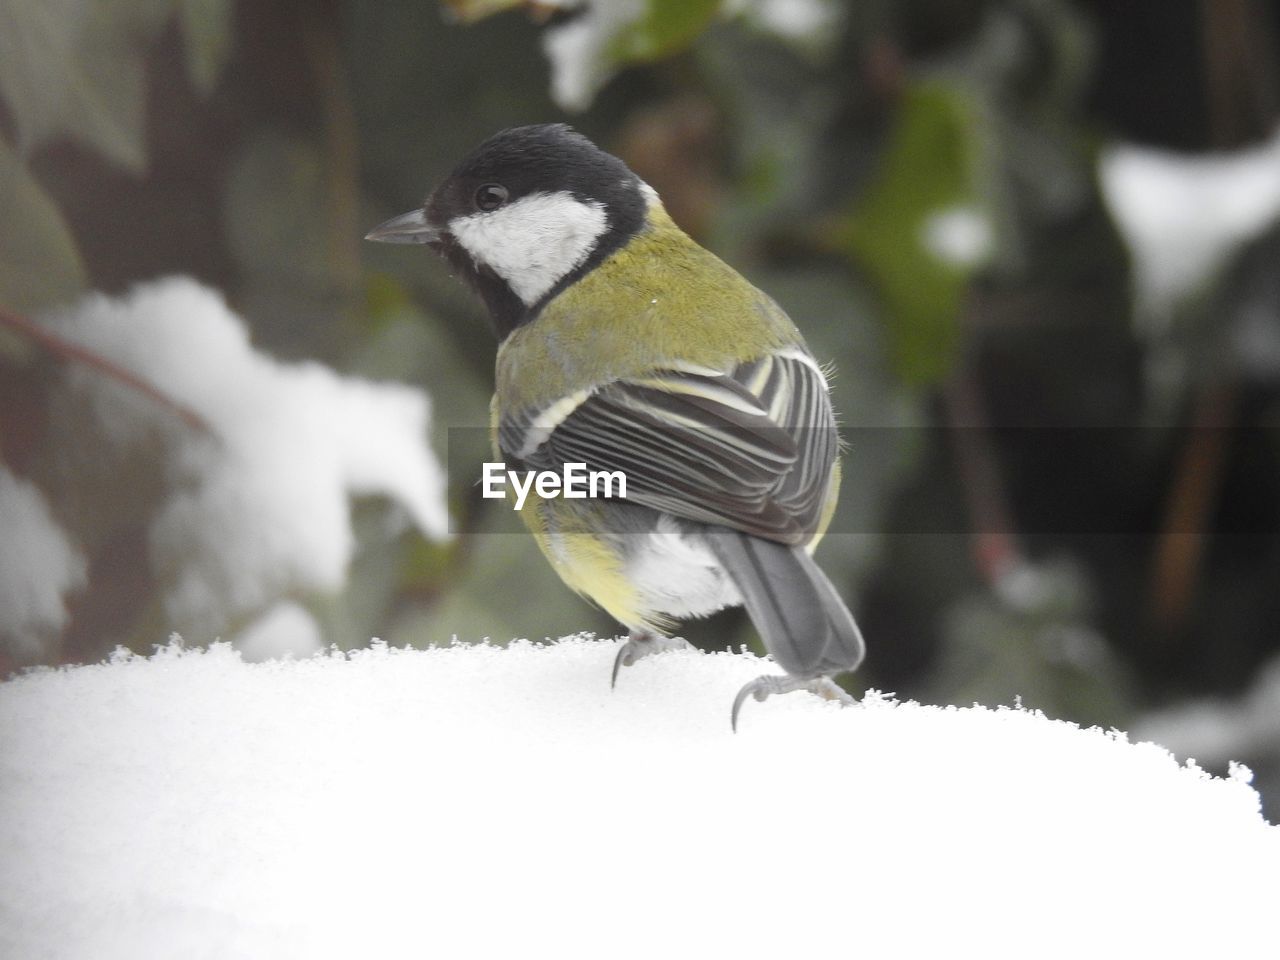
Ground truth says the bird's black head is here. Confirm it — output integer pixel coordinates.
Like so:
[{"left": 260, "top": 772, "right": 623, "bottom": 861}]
[{"left": 366, "top": 124, "right": 650, "bottom": 338}]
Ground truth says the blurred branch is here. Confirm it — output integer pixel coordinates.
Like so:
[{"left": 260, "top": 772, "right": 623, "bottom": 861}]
[
  {"left": 440, "top": 0, "right": 560, "bottom": 23},
  {"left": 1200, "top": 0, "right": 1280, "bottom": 147},
  {"left": 1147, "top": 384, "right": 1235, "bottom": 639},
  {"left": 303, "top": 0, "right": 362, "bottom": 304},
  {"left": 0, "top": 306, "right": 211, "bottom": 434},
  {"left": 942, "top": 336, "right": 1024, "bottom": 589},
  {"left": 1147, "top": 0, "right": 1279, "bottom": 640}
]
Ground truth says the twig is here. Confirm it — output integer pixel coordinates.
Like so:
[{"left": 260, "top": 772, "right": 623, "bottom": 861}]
[
  {"left": 1200, "top": 0, "right": 1279, "bottom": 147},
  {"left": 942, "top": 366, "right": 1024, "bottom": 589},
  {"left": 1147, "top": 383, "right": 1234, "bottom": 637},
  {"left": 1146, "top": 0, "right": 1279, "bottom": 638},
  {"left": 302, "top": 0, "right": 362, "bottom": 304},
  {"left": 0, "top": 306, "right": 212, "bottom": 434}
]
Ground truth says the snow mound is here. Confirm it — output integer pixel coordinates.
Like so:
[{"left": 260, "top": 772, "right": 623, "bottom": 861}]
[{"left": 1, "top": 638, "right": 1274, "bottom": 958}]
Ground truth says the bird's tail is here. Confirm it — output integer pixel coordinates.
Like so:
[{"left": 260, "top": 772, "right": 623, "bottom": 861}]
[{"left": 704, "top": 529, "right": 865, "bottom": 679}]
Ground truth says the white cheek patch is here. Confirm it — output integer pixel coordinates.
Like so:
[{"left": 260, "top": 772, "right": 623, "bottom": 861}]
[{"left": 448, "top": 191, "right": 610, "bottom": 306}]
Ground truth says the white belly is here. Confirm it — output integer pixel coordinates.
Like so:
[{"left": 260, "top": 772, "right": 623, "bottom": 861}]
[{"left": 623, "top": 516, "right": 742, "bottom": 621}]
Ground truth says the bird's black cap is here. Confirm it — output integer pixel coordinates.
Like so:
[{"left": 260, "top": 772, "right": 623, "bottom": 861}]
[
  {"left": 427, "top": 123, "right": 642, "bottom": 226},
  {"left": 423, "top": 125, "right": 650, "bottom": 336}
]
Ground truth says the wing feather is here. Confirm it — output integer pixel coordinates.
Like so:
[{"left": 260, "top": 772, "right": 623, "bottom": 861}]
[{"left": 500, "top": 353, "right": 837, "bottom": 543}]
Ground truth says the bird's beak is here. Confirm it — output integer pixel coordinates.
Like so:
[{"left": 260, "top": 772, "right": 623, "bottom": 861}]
[{"left": 364, "top": 208, "right": 442, "bottom": 245}]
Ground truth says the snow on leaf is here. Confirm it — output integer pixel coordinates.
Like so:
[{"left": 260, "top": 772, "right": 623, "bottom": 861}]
[
  {"left": 543, "top": 0, "right": 719, "bottom": 111},
  {"left": 1099, "top": 125, "right": 1280, "bottom": 323},
  {"left": 39, "top": 278, "right": 450, "bottom": 639}
]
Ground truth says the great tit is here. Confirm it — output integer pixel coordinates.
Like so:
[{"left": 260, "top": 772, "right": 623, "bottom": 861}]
[{"left": 366, "top": 123, "right": 865, "bottom": 728}]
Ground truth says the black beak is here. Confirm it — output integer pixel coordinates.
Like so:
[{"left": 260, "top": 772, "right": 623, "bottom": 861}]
[{"left": 364, "top": 208, "right": 442, "bottom": 245}]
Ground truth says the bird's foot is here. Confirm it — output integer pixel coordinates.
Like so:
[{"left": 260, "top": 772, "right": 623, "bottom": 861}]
[
  {"left": 731, "top": 675, "right": 854, "bottom": 732},
  {"left": 611, "top": 631, "right": 693, "bottom": 688}
]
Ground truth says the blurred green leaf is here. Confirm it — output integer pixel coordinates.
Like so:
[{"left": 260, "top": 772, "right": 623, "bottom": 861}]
[
  {"left": 354, "top": 274, "right": 491, "bottom": 434},
  {"left": 0, "top": 0, "right": 180, "bottom": 173},
  {"left": 836, "top": 82, "right": 989, "bottom": 386},
  {"left": 607, "top": 0, "right": 720, "bottom": 63},
  {"left": 930, "top": 560, "right": 1131, "bottom": 729},
  {"left": 311, "top": 500, "right": 425, "bottom": 652},
  {"left": 441, "top": 0, "right": 720, "bottom": 45},
  {"left": 363, "top": 272, "right": 417, "bottom": 325},
  {"left": 224, "top": 128, "right": 364, "bottom": 351},
  {"left": 396, "top": 520, "right": 615, "bottom": 649},
  {"left": 439, "top": 0, "right": 526, "bottom": 23},
  {"left": 178, "top": 0, "right": 233, "bottom": 96},
  {"left": 0, "top": 140, "right": 87, "bottom": 313},
  {"left": 349, "top": 2, "right": 556, "bottom": 207},
  {"left": 224, "top": 129, "right": 330, "bottom": 289}
]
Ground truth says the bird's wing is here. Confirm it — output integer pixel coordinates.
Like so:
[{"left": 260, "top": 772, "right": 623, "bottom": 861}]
[{"left": 497, "top": 351, "right": 837, "bottom": 544}]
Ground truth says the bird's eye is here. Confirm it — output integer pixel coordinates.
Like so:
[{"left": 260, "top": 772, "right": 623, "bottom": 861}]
[{"left": 474, "top": 183, "right": 509, "bottom": 212}]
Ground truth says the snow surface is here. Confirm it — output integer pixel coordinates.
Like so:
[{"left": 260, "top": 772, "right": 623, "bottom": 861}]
[
  {"left": 1099, "top": 126, "right": 1280, "bottom": 321},
  {"left": 1, "top": 637, "right": 1275, "bottom": 959},
  {"left": 35, "top": 278, "right": 448, "bottom": 642},
  {"left": 0, "top": 467, "right": 87, "bottom": 657}
]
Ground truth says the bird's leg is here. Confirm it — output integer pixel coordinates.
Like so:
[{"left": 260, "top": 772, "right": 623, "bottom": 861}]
[
  {"left": 611, "top": 629, "right": 693, "bottom": 688},
  {"left": 731, "top": 675, "right": 854, "bottom": 732}
]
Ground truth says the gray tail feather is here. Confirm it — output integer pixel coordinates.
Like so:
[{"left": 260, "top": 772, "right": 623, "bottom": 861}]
[{"left": 704, "top": 528, "right": 866, "bottom": 679}]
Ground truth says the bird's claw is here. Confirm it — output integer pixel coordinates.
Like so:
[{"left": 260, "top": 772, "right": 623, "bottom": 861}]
[
  {"left": 731, "top": 674, "right": 854, "bottom": 732},
  {"left": 610, "top": 643, "right": 634, "bottom": 688},
  {"left": 611, "top": 632, "right": 692, "bottom": 688}
]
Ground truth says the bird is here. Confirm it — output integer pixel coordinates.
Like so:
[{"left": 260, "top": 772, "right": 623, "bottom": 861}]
[{"left": 366, "top": 123, "right": 865, "bottom": 729}]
